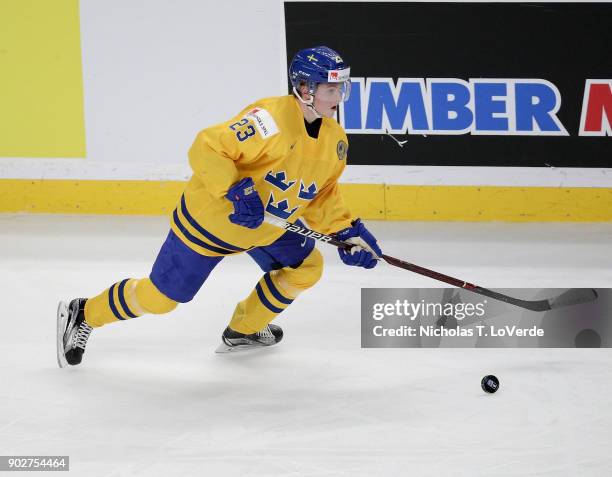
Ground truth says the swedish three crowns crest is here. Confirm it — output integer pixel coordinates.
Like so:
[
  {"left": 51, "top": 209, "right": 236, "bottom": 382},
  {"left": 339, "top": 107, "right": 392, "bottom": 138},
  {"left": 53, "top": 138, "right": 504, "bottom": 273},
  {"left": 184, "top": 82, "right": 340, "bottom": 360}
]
[{"left": 336, "top": 140, "right": 348, "bottom": 160}]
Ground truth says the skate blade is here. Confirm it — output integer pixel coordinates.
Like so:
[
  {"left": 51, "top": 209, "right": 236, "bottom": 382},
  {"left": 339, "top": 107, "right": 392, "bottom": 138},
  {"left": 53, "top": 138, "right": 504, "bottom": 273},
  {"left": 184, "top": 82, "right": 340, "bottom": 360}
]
[
  {"left": 214, "top": 342, "right": 235, "bottom": 354},
  {"left": 214, "top": 342, "right": 269, "bottom": 354},
  {"left": 56, "top": 301, "right": 69, "bottom": 368}
]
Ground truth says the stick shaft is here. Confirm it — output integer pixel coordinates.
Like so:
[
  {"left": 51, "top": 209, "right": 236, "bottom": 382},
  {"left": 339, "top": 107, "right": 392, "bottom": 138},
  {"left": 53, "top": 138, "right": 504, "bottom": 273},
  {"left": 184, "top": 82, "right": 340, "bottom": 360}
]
[{"left": 263, "top": 215, "right": 598, "bottom": 312}]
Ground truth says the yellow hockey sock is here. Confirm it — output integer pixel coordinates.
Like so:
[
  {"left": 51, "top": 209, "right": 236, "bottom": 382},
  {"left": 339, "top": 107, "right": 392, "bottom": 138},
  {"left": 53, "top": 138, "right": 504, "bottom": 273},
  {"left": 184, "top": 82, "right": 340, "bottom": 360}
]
[
  {"left": 84, "top": 278, "right": 177, "bottom": 328},
  {"left": 229, "top": 248, "right": 324, "bottom": 333}
]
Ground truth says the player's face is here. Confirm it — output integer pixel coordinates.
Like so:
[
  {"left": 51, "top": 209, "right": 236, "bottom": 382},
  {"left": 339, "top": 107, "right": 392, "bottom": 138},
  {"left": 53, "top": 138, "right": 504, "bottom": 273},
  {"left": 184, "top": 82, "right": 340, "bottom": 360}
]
[{"left": 313, "top": 83, "right": 349, "bottom": 118}]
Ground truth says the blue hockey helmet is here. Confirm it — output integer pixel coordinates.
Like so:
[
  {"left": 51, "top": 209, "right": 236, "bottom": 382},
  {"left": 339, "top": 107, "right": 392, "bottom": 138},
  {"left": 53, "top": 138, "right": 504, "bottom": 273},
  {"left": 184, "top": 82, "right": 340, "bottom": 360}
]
[{"left": 289, "top": 46, "right": 351, "bottom": 102}]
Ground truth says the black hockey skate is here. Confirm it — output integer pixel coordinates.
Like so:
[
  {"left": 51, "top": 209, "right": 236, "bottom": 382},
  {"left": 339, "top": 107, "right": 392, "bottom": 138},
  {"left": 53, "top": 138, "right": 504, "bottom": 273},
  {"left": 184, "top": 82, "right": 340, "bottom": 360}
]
[
  {"left": 57, "top": 298, "right": 93, "bottom": 368},
  {"left": 215, "top": 324, "right": 283, "bottom": 353}
]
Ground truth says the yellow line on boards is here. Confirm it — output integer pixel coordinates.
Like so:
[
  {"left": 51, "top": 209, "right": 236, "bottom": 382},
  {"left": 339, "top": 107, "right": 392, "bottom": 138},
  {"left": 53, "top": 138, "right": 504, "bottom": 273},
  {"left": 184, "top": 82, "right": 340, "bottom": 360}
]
[{"left": 0, "top": 179, "right": 611, "bottom": 222}]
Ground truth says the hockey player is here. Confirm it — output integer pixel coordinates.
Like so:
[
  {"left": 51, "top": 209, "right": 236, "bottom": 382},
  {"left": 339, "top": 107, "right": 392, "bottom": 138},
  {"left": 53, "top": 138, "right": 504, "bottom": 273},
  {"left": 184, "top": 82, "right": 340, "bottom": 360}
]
[{"left": 57, "top": 46, "right": 383, "bottom": 366}]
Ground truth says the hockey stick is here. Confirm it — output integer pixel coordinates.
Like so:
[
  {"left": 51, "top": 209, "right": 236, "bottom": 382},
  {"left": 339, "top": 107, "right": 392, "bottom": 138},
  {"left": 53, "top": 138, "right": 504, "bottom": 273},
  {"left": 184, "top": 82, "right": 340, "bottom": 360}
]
[{"left": 264, "top": 214, "right": 598, "bottom": 312}]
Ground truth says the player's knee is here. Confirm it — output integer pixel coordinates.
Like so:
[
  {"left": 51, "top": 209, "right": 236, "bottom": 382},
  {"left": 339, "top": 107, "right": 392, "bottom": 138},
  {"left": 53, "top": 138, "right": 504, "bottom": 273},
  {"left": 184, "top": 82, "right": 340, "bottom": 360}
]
[
  {"left": 303, "top": 247, "right": 324, "bottom": 287},
  {"left": 135, "top": 278, "right": 178, "bottom": 314},
  {"left": 283, "top": 247, "right": 324, "bottom": 292}
]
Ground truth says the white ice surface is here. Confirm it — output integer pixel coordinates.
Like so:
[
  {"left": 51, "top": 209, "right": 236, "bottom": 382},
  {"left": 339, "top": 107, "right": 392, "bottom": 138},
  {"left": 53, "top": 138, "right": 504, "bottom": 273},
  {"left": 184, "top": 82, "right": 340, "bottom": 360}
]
[{"left": 1, "top": 215, "right": 612, "bottom": 476}]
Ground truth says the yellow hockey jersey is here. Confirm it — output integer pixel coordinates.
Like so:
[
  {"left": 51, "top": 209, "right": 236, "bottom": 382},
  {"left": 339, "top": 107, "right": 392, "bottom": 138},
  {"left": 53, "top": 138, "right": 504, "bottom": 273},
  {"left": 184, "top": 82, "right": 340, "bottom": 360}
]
[{"left": 170, "top": 95, "right": 353, "bottom": 257}]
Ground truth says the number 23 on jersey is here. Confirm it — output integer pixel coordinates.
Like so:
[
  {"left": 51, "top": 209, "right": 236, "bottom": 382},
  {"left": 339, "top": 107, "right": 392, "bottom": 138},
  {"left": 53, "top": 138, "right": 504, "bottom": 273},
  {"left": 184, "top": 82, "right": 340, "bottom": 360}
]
[{"left": 229, "top": 118, "right": 256, "bottom": 142}]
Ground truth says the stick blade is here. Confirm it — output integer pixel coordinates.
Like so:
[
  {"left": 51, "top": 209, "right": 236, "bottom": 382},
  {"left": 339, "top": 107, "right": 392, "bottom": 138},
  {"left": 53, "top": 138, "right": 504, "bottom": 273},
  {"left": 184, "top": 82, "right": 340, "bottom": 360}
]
[
  {"left": 549, "top": 288, "right": 598, "bottom": 310},
  {"left": 473, "top": 287, "right": 598, "bottom": 313}
]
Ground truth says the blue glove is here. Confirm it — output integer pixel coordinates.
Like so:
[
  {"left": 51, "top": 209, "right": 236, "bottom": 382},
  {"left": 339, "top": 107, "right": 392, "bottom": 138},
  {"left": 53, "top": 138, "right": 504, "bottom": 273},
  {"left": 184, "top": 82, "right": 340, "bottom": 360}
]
[
  {"left": 226, "top": 177, "right": 264, "bottom": 229},
  {"left": 334, "top": 219, "right": 382, "bottom": 269}
]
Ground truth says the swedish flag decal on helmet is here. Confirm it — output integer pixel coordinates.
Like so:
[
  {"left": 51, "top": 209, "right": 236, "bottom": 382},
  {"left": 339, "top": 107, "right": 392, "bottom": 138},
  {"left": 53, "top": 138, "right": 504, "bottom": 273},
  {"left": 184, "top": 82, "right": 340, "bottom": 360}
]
[{"left": 289, "top": 46, "right": 350, "bottom": 90}]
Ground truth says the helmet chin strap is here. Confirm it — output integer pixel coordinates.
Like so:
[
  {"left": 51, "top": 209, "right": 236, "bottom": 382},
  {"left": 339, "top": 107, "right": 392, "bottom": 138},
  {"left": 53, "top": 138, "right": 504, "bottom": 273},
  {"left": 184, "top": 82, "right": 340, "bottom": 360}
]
[{"left": 292, "top": 87, "right": 323, "bottom": 119}]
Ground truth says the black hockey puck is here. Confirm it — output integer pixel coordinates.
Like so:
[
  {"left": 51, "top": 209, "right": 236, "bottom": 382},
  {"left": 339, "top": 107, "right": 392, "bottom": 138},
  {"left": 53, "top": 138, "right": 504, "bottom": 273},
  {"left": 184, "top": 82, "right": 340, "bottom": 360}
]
[{"left": 481, "top": 375, "right": 499, "bottom": 394}]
